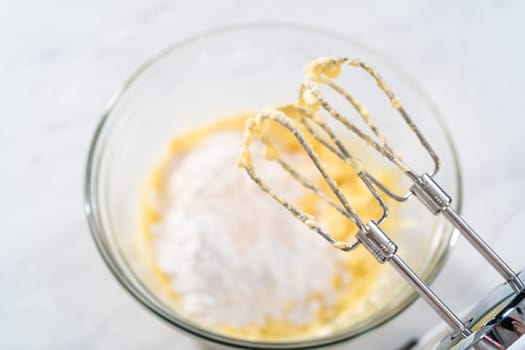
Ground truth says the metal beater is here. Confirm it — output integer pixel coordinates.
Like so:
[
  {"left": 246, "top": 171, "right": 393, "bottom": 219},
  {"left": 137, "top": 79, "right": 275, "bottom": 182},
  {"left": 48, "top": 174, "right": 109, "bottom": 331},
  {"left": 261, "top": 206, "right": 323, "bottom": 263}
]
[{"left": 238, "top": 57, "right": 525, "bottom": 349}]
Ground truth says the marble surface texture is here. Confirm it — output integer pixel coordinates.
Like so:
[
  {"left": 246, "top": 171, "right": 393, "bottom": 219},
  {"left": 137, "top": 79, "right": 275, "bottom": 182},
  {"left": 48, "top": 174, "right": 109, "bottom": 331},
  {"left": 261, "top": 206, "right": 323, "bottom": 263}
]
[{"left": 2, "top": 1, "right": 525, "bottom": 349}]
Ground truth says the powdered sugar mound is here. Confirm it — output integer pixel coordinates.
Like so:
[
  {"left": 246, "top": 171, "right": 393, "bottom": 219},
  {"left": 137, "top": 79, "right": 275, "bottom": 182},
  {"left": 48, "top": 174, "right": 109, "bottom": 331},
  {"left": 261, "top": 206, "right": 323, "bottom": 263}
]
[{"left": 152, "top": 131, "right": 347, "bottom": 327}]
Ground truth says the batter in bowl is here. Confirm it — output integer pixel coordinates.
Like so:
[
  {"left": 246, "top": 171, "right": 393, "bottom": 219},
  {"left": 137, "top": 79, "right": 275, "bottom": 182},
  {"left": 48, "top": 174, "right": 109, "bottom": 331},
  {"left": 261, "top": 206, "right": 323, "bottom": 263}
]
[{"left": 136, "top": 112, "right": 403, "bottom": 341}]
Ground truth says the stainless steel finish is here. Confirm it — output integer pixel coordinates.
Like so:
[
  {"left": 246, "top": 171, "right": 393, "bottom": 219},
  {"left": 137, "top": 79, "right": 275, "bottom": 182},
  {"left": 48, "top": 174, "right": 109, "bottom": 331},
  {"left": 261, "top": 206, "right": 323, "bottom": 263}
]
[
  {"left": 309, "top": 57, "right": 523, "bottom": 295},
  {"left": 414, "top": 270, "right": 525, "bottom": 350},
  {"left": 358, "top": 221, "right": 397, "bottom": 263},
  {"left": 389, "top": 254, "right": 471, "bottom": 339},
  {"left": 441, "top": 206, "right": 524, "bottom": 294},
  {"left": 358, "top": 222, "right": 469, "bottom": 337},
  {"left": 412, "top": 174, "right": 523, "bottom": 293},
  {"left": 309, "top": 58, "right": 523, "bottom": 291},
  {"left": 410, "top": 271, "right": 525, "bottom": 350},
  {"left": 411, "top": 271, "right": 525, "bottom": 350},
  {"left": 445, "top": 292, "right": 525, "bottom": 349},
  {"left": 239, "top": 56, "right": 524, "bottom": 349},
  {"left": 411, "top": 174, "right": 451, "bottom": 215},
  {"left": 507, "top": 335, "right": 525, "bottom": 350}
]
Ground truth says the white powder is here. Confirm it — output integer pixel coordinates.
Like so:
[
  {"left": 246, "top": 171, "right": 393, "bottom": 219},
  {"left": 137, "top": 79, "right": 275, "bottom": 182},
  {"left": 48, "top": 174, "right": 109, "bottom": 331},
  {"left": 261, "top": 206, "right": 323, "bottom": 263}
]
[{"left": 150, "top": 131, "right": 348, "bottom": 328}]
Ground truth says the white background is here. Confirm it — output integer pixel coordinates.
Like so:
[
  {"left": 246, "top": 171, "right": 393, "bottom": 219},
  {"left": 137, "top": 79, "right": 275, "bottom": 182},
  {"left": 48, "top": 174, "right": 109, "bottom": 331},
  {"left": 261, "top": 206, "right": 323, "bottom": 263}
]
[{"left": 2, "top": 0, "right": 525, "bottom": 349}]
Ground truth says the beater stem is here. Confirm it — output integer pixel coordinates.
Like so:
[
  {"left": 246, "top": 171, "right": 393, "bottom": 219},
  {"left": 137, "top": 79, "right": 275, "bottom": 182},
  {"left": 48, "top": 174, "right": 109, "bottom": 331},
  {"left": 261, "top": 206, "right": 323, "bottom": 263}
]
[
  {"left": 359, "top": 222, "right": 471, "bottom": 337},
  {"left": 389, "top": 254, "right": 472, "bottom": 338},
  {"left": 441, "top": 206, "right": 524, "bottom": 293},
  {"left": 360, "top": 222, "right": 471, "bottom": 337},
  {"left": 411, "top": 174, "right": 523, "bottom": 293}
]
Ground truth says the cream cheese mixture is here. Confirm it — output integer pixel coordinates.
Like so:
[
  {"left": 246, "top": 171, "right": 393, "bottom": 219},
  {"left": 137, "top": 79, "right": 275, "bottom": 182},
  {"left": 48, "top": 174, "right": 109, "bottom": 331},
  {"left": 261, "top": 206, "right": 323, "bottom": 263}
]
[
  {"left": 137, "top": 56, "right": 409, "bottom": 340},
  {"left": 150, "top": 131, "right": 348, "bottom": 327},
  {"left": 139, "top": 114, "right": 400, "bottom": 340}
]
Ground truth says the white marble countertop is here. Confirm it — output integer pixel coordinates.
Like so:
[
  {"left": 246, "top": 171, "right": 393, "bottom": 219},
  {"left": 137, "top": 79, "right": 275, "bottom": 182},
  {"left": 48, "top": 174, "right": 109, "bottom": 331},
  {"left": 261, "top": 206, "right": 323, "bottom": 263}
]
[{"left": 2, "top": 1, "right": 525, "bottom": 349}]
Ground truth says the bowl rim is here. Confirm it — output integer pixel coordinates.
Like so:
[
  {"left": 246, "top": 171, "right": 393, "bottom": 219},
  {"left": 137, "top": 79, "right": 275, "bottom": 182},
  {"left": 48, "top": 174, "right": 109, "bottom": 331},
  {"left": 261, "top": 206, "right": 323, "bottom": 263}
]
[{"left": 84, "top": 21, "right": 463, "bottom": 349}]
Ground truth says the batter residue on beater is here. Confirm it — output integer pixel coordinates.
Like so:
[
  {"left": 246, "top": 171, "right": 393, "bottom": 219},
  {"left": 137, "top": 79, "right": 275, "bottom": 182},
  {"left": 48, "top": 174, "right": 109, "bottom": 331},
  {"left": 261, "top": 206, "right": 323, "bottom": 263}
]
[{"left": 138, "top": 112, "right": 401, "bottom": 340}]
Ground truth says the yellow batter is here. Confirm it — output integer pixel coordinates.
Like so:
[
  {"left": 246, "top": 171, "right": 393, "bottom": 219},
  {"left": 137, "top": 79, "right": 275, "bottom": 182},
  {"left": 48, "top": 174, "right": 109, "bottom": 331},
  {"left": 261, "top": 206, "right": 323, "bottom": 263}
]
[{"left": 140, "top": 112, "right": 402, "bottom": 341}]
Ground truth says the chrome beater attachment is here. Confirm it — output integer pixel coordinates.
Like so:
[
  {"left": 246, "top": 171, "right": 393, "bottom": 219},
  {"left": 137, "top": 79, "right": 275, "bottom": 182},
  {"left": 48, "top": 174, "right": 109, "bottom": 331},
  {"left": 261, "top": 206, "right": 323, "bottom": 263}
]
[
  {"left": 301, "top": 57, "right": 523, "bottom": 295},
  {"left": 238, "top": 57, "right": 524, "bottom": 349}
]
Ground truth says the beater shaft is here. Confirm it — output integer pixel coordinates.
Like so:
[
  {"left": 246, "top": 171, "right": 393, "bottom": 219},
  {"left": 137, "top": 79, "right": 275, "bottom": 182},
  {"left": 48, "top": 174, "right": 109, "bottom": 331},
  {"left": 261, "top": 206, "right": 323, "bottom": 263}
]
[
  {"left": 442, "top": 206, "right": 524, "bottom": 293},
  {"left": 389, "top": 255, "right": 471, "bottom": 338},
  {"left": 411, "top": 174, "right": 524, "bottom": 293},
  {"left": 361, "top": 221, "right": 471, "bottom": 338}
]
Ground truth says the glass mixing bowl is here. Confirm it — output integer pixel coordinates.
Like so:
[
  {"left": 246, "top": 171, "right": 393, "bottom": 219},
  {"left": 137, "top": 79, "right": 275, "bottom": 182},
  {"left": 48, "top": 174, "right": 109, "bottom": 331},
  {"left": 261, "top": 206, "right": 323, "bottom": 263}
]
[{"left": 85, "top": 23, "right": 461, "bottom": 349}]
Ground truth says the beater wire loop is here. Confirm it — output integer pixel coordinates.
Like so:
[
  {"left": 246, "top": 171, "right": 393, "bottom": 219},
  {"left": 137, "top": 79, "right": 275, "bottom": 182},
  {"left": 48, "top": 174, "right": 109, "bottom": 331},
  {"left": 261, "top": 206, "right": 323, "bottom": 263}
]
[
  {"left": 238, "top": 56, "right": 523, "bottom": 336},
  {"left": 239, "top": 105, "right": 390, "bottom": 250}
]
